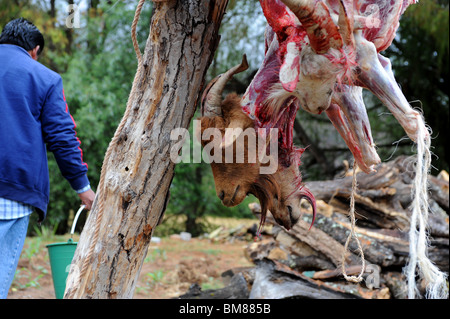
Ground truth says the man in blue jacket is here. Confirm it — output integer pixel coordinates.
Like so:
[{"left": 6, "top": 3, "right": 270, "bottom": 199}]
[{"left": 0, "top": 18, "right": 96, "bottom": 298}]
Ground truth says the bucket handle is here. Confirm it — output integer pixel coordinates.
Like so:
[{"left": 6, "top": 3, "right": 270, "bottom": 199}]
[{"left": 70, "top": 205, "right": 86, "bottom": 239}]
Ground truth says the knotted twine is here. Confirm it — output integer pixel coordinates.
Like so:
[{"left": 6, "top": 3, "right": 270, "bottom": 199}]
[{"left": 341, "top": 161, "right": 365, "bottom": 283}]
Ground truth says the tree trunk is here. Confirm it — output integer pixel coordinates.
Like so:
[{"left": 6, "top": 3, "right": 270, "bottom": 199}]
[{"left": 64, "top": 0, "right": 229, "bottom": 299}]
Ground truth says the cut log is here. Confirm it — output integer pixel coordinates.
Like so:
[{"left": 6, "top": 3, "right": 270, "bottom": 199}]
[
  {"left": 177, "top": 272, "right": 251, "bottom": 299},
  {"left": 329, "top": 188, "right": 410, "bottom": 230},
  {"left": 306, "top": 156, "right": 449, "bottom": 214},
  {"left": 383, "top": 272, "right": 408, "bottom": 299},
  {"left": 249, "top": 259, "right": 363, "bottom": 299}
]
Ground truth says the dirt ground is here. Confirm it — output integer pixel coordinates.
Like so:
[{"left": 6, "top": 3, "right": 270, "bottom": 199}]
[{"left": 7, "top": 227, "right": 256, "bottom": 299}]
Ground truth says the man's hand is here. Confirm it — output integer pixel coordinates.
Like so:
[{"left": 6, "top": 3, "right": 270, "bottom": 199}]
[{"left": 77, "top": 189, "right": 96, "bottom": 210}]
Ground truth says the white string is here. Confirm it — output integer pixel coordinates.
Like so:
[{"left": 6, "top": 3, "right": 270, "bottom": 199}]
[{"left": 404, "top": 114, "right": 448, "bottom": 299}]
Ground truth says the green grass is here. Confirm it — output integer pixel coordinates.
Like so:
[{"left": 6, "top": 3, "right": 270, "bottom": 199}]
[
  {"left": 13, "top": 266, "right": 49, "bottom": 290},
  {"left": 144, "top": 248, "right": 167, "bottom": 263},
  {"left": 201, "top": 277, "right": 224, "bottom": 291}
]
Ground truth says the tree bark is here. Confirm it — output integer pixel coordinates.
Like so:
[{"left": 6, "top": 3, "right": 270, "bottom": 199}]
[{"left": 64, "top": 0, "right": 229, "bottom": 299}]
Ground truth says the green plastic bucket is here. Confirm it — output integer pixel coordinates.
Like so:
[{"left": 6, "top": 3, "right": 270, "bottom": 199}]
[
  {"left": 46, "top": 205, "right": 85, "bottom": 299},
  {"left": 46, "top": 238, "right": 77, "bottom": 299}
]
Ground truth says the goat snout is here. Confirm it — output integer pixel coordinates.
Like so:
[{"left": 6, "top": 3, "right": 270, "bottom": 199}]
[
  {"left": 288, "top": 205, "right": 301, "bottom": 227},
  {"left": 219, "top": 185, "right": 242, "bottom": 207},
  {"left": 273, "top": 205, "right": 302, "bottom": 231}
]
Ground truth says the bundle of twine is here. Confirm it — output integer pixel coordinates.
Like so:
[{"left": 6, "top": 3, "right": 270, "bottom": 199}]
[
  {"left": 404, "top": 114, "right": 448, "bottom": 299},
  {"left": 342, "top": 112, "right": 448, "bottom": 299}
]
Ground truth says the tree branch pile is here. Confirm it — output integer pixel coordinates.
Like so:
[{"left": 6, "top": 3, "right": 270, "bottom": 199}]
[{"left": 179, "top": 156, "right": 449, "bottom": 299}]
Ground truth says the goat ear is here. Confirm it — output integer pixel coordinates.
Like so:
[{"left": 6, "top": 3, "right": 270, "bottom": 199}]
[
  {"left": 220, "top": 118, "right": 247, "bottom": 148},
  {"left": 198, "top": 117, "right": 225, "bottom": 147}
]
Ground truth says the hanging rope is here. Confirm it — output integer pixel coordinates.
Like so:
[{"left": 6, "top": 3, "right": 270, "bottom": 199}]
[
  {"left": 341, "top": 161, "right": 366, "bottom": 283},
  {"left": 405, "top": 114, "right": 448, "bottom": 299},
  {"left": 131, "top": 0, "right": 146, "bottom": 64}
]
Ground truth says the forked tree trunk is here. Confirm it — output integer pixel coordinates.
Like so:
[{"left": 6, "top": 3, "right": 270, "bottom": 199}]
[{"left": 64, "top": 0, "right": 229, "bottom": 299}]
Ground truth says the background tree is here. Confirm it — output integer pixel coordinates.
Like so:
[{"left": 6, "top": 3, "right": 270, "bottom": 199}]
[{"left": 385, "top": 1, "right": 449, "bottom": 173}]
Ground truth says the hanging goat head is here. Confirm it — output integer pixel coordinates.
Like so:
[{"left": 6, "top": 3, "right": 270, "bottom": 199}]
[
  {"left": 198, "top": 55, "right": 315, "bottom": 230},
  {"left": 198, "top": 55, "right": 272, "bottom": 208}
]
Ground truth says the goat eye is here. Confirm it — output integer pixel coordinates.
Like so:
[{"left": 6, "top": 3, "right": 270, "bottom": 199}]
[{"left": 287, "top": 205, "right": 292, "bottom": 214}]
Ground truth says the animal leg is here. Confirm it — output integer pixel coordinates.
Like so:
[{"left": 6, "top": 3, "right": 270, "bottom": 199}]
[
  {"left": 326, "top": 102, "right": 376, "bottom": 173},
  {"left": 331, "top": 85, "right": 380, "bottom": 173},
  {"left": 355, "top": 33, "right": 424, "bottom": 142}
]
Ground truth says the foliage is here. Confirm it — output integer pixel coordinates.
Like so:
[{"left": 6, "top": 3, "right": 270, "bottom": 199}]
[
  {"left": 212, "top": 0, "right": 265, "bottom": 84},
  {"left": 40, "top": 0, "right": 153, "bottom": 232},
  {"left": 0, "top": 0, "right": 72, "bottom": 72},
  {"left": 12, "top": 267, "right": 48, "bottom": 290},
  {"left": 385, "top": 1, "right": 449, "bottom": 173},
  {"left": 405, "top": 0, "right": 449, "bottom": 69},
  {"left": 145, "top": 269, "right": 165, "bottom": 284}
]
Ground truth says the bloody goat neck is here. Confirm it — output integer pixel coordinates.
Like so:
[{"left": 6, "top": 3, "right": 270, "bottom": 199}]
[{"left": 240, "top": 30, "right": 305, "bottom": 168}]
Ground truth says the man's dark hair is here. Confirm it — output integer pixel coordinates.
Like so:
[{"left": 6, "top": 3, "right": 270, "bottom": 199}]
[{"left": 0, "top": 18, "right": 44, "bottom": 55}]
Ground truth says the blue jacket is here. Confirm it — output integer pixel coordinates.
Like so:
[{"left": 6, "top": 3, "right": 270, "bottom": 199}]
[{"left": 0, "top": 44, "right": 89, "bottom": 221}]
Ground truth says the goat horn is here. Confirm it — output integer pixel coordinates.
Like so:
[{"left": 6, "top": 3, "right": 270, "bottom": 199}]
[
  {"left": 298, "top": 186, "right": 316, "bottom": 230},
  {"left": 338, "top": 0, "right": 355, "bottom": 47},
  {"left": 280, "top": 0, "right": 342, "bottom": 54},
  {"left": 201, "top": 54, "right": 249, "bottom": 117}
]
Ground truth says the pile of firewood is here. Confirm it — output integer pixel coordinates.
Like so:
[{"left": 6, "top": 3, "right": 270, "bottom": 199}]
[{"left": 179, "top": 156, "right": 449, "bottom": 299}]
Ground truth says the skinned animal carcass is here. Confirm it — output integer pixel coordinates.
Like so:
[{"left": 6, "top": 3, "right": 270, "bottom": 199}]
[{"left": 242, "top": 0, "right": 423, "bottom": 175}]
